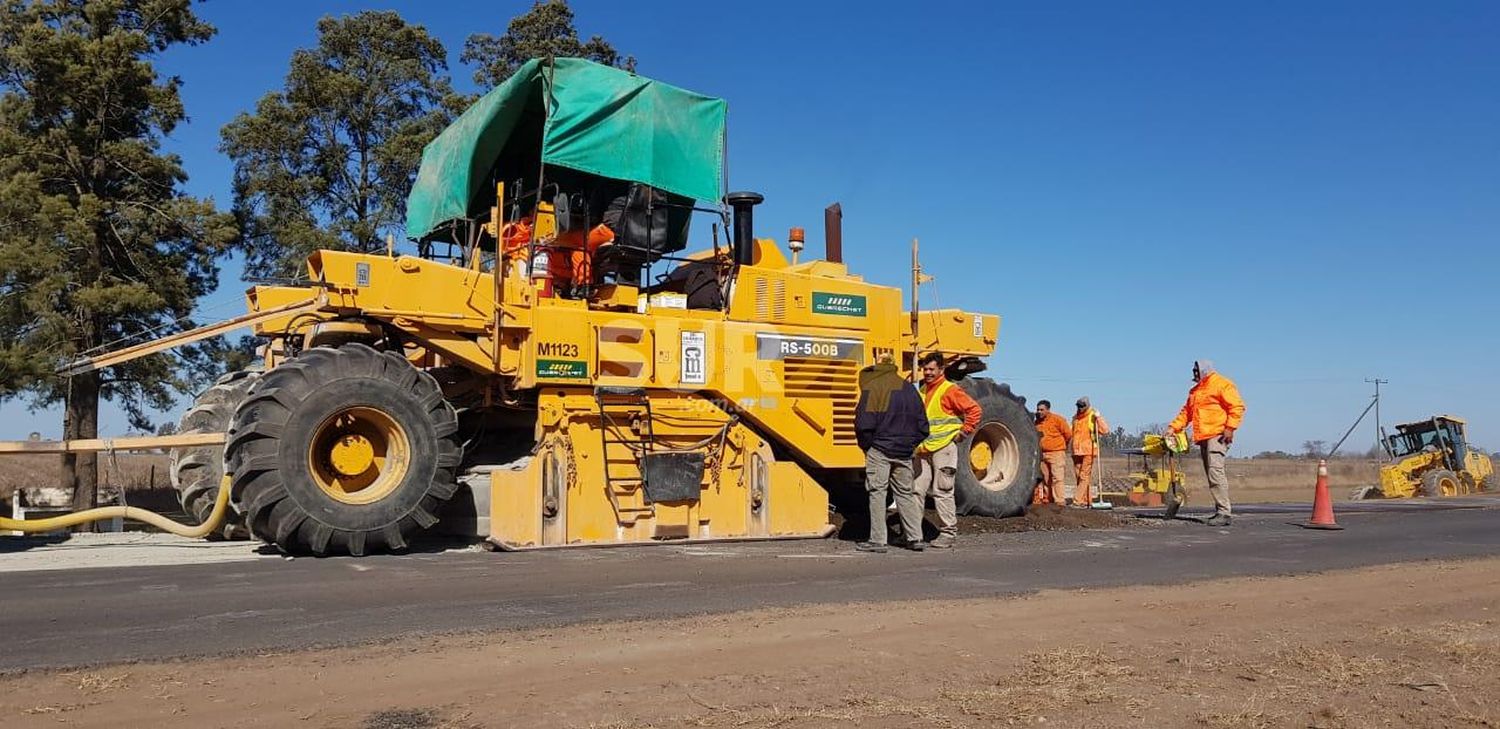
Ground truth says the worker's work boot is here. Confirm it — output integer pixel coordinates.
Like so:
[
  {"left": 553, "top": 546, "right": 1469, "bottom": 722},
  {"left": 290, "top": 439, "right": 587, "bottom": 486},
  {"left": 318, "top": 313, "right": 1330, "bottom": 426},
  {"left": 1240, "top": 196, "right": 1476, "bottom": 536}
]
[
  {"left": 855, "top": 541, "right": 888, "bottom": 553},
  {"left": 928, "top": 535, "right": 955, "bottom": 550},
  {"left": 1205, "top": 513, "right": 1232, "bottom": 527},
  {"left": 895, "top": 539, "right": 925, "bottom": 552}
]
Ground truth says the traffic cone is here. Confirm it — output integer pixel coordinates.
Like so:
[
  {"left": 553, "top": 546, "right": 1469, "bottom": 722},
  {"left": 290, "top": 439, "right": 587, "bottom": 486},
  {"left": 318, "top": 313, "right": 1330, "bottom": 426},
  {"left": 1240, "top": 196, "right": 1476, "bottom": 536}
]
[{"left": 1301, "top": 459, "right": 1343, "bottom": 530}]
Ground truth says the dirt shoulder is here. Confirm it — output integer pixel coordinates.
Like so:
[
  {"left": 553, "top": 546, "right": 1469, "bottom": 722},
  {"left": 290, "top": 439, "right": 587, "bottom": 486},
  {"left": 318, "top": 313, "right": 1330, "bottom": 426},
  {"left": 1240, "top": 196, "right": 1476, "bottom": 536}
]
[{"left": 4, "top": 558, "right": 1498, "bottom": 729}]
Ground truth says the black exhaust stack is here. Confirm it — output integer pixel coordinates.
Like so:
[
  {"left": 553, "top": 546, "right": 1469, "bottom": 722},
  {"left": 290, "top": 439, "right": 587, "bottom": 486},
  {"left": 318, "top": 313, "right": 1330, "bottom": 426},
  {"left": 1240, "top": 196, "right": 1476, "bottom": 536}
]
[
  {"left": 726, "top": 191, "right": 764, "bottom": 265},
  {"left": 824, "top": 202, "right": 843, "bottom": 263}
]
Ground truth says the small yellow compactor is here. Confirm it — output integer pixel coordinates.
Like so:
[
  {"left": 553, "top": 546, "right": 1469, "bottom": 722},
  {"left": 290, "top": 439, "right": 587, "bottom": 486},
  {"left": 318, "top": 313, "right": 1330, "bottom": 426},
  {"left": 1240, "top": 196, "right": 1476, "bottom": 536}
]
[
  {"left": 4, "top": 59, "right": 1040, "bottom": 555},
  {"left": 1099, "top": 433, "right": 1189, "bottom": 511}
]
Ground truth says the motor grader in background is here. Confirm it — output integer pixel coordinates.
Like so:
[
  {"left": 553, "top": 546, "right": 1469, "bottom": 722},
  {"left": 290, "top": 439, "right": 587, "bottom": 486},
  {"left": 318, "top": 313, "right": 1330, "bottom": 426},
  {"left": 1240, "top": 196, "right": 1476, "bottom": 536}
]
[
  {"left": 1353, "top": 415, "right": 1495, "bottom": 500},
  {"left": 1, "top": 59, "right": 1041, "bottom": 555}
]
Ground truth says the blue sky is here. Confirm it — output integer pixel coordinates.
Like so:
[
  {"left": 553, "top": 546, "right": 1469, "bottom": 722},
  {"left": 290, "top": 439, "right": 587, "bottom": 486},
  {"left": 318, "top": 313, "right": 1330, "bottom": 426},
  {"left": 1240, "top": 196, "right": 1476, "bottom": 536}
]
[{"left": 5, "top": 0, "right": 1498, "bottom": 455}]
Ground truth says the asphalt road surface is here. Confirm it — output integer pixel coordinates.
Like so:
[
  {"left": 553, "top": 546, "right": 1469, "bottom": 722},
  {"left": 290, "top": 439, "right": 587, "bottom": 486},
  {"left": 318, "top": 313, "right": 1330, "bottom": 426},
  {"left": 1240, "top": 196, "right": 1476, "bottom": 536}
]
[{"left": 3, "top": 502, "right": 1499, "bottom": 672}]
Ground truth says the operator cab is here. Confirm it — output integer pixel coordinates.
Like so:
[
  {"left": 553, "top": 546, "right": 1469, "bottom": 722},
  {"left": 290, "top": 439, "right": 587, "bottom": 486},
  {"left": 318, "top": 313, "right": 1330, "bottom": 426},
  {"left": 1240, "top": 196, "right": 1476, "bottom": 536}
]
[
  {"left": 474, "top": 169, "right": 729, "bottom": 310},
  {"left": 1384, "top": 415, "right": 1470, "bottom": 467},
  {"left": 404, "top": 58, "right": 738, "bottom": 312}
]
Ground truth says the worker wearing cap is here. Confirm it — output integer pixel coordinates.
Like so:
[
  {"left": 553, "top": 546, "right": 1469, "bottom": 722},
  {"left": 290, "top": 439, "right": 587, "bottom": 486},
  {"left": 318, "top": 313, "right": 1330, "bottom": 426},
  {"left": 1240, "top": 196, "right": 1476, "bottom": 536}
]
[
  {"left": 1167, "top": 359, "right": 1246, "bottom": 526},
  {"left": 1034, "top": 400, "right": 1071, "bottom": 505},
  {"left": 914, "top": 352, "right": 982, "bottom": 549},
  {"left": 1070, "top": 397, "right": 1109, "bottom": 507},
  {"left": 853, "top": 353, "right": 928, "bottom": 553}
]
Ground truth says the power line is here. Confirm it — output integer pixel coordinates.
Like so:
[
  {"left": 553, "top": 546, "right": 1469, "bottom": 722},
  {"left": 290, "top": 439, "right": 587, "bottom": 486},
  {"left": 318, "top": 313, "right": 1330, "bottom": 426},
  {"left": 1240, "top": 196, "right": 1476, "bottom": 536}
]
[{"left": 999, "top": 375, "right": 1355, "bottom": 385}]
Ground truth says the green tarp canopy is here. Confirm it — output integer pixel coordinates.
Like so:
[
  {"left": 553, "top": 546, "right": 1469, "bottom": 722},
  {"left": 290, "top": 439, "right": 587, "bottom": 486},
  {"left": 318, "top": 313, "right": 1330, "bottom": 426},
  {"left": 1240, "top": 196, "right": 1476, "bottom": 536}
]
[{"left": 405, "top": 58, "right": 727, "bottom": 241}]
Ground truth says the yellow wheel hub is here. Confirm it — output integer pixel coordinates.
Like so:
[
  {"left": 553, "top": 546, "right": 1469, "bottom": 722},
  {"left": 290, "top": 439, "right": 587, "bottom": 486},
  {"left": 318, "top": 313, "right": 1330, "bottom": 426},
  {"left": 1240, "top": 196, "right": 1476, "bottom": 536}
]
[
  {"left": 329, "top": 435, "right": 376, "bottom": 477},
  {"left": 308, "top": 407, "right": 410, "bottom": 505},
  {"left": 968, "top": 422, "right": 1019, "bottom": 491},
  {"left": 970, "top": 440, "right": 994, "bottom": 473}
]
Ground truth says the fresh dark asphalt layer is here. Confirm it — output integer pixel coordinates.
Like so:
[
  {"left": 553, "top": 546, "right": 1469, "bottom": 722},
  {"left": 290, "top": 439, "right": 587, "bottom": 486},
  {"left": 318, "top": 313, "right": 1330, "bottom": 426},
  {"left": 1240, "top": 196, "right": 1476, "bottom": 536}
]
[{"left": 3, "top": 503, "right": 1499, "bottom": 672}]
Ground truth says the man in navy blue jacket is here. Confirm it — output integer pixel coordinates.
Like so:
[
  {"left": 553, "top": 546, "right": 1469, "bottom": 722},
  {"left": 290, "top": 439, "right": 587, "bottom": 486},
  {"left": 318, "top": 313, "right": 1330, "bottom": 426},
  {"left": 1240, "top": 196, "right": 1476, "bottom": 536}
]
[{"left": 854, "top": 354, "right": 929, "bottom": 553}]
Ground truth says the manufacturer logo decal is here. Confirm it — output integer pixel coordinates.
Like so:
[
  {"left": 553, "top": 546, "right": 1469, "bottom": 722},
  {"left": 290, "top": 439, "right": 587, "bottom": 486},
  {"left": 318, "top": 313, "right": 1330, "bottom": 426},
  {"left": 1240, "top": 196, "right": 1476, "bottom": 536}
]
[
  {"left": 536, "top": 359, "right": 587, "bottom": 379},
  {"left": 680, "top": 331, "right": 706, "bottom": 385},
  {"left": 812, "top": 292, "right": 867, "bottom": 317}
]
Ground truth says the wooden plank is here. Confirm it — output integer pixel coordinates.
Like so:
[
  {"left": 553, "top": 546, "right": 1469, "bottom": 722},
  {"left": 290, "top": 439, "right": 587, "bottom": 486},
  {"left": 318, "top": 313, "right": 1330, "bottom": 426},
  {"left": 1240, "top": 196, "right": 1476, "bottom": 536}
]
[{"left": 0, "top": 432, "right": 226, "bottom": 455}]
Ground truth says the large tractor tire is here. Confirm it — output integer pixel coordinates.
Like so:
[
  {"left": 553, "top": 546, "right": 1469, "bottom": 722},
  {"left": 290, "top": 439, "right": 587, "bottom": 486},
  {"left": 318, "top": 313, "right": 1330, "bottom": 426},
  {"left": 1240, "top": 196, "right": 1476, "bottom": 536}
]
[
  {"left": 226, "top": 344, "right": 462, "bottom": 556},
  {"left": 952, "top": 377, "right": 1040, "bottom": 518},
  {"left": 169, "top": 369, "right": 260, "bottom": 540},
  {"left": 1420, "top": 469, "right": 1459, "bottom": 498}
]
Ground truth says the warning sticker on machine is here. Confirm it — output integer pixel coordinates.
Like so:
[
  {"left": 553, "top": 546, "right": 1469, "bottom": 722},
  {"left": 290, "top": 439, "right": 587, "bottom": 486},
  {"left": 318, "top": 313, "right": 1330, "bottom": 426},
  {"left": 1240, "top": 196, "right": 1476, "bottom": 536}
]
[
  {"left": 680, "top": 331, "right": 706, "bottom": 385},
  {"left": 812, "top": 292, "right": 867, "bottom": 317},
  {"left": 756, "top": 333, "right": 863, "bottom": 362},
  {"left": 536, "top": 359, "right": 588, "bottom": 379}
]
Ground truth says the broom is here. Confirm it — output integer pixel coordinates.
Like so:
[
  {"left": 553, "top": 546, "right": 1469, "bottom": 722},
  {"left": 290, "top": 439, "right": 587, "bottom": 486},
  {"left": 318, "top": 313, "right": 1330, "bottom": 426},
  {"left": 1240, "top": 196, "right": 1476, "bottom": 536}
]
[{"left": 1089, "top": 415, "right": 1113, "bottom": 510}]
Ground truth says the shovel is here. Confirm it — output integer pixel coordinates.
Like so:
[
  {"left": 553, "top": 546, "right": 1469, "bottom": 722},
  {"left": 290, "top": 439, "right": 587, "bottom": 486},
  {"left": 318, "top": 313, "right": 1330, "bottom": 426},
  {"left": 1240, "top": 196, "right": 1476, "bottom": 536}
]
[
  {"left": 1160, "top": 432, "right": 1189, "bottom": 518},
  {"left": 1164, "top": 481, "right": 1184, "bottom": 519}
]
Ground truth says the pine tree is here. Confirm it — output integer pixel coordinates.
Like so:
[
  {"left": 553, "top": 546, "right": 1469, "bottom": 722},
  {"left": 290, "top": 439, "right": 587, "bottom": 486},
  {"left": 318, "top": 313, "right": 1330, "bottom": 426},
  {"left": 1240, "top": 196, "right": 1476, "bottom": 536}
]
[
  {"left": 462, "top": 0, "right": 633, "bottom": 89},
  {"left": 0, "top": 0, "right": 235, "bottom": 514},
  {"left": 221, "top": 11, "right": 458, "bottom": 279}
]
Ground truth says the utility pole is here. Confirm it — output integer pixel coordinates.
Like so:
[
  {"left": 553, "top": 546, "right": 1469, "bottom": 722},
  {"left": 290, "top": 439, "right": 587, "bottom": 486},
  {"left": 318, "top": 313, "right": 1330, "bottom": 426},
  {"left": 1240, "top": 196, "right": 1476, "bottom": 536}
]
[
  {"left": 1366, "top": 378, "right": 1388, "bottom": 461},
  {"left": 910, "top": 238, "right": 932, "bottom": 383}
]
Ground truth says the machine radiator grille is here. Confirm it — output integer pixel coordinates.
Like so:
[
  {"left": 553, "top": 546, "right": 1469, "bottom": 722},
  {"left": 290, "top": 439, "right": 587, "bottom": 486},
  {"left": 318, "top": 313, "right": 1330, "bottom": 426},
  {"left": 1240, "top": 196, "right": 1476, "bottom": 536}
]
[
  {"left": 782, "top": 357, "right": 859, "bottom": 446},
  {"left": 753, "top": 277, "right": 787, "bottom": 321}
]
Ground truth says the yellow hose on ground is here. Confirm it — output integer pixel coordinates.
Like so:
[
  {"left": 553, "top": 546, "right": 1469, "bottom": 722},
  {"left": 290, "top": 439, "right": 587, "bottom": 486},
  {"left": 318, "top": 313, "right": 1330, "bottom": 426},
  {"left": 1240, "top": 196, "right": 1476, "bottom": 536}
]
[{"left": 0, "top": 475, "right": 231, "bottom": 538}]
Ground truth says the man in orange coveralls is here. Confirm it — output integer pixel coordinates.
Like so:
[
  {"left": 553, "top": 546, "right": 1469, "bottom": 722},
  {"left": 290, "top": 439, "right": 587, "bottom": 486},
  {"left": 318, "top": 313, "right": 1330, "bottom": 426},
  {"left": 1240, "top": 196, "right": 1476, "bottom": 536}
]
[
  {"left": 1167, "top": 359, "right": 1246, "bottom": 527},
  {"left": 548, "top": 224, "right": 616, "bottom": 296},
  {"left": 1034, "top": 400, "right": 1071, "bottom": 505},
  {"left": 502, "top": 216, "right": 617, "bottom": 298},
  {"left": 1070, "top": 397, "right": 1109, "bottom": 507}
]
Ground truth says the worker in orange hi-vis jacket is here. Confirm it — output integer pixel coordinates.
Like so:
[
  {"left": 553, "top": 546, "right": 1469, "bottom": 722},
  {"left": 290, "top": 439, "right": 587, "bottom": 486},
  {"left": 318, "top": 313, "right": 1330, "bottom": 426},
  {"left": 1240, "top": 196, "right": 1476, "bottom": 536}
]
[
  {"left": 1167, "top": 359, "right": 1246, "bottom": 527},
  {"left": 544, "top": 224, "right": 616, "bottom": 297},
  {"left": 1070, "top": 397, "right": 1109, "bottom": 507},
  {"left": 550, "top": 224, "right": 617, "bottom": 295},
  {"left": 1034, "top": 400, "right": 1071, "bottom": 505}
]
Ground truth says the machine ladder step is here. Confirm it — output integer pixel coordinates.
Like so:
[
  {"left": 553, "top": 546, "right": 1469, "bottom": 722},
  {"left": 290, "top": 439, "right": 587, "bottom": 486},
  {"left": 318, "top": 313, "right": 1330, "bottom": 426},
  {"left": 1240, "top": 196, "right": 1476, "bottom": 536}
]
[{"left": 594, "top": 388, "right": 658, "bottom": 521}]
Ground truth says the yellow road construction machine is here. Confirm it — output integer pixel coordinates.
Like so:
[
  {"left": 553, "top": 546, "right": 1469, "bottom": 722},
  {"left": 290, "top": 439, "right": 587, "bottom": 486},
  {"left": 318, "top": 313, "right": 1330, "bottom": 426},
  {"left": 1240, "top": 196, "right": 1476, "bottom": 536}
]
[
  {"left": 1099, "top": 432, "right": 1188, "bottom": 513},
  {"left": 4, "top": 59, "right": 1040, "bottom": 555},
  {"left": 1357, "top": 415, "right": 1495, "bottom": 499}
]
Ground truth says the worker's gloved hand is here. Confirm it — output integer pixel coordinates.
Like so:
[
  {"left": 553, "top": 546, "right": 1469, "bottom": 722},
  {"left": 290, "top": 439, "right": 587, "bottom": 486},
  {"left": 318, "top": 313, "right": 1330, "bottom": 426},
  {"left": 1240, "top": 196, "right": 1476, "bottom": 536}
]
[{"left": 1222, "top": 427, "right": 1235, "bottom": 445}]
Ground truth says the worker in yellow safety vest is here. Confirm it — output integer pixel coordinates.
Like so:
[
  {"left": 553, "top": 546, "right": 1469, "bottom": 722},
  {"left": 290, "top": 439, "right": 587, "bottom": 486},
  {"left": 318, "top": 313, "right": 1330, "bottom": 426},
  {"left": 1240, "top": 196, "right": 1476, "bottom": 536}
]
[
  {"left": 1070, "top": 397, "right": 1109, "bottom": 507},
  {"left": 914, "top": 352, "right": 983, "bottom": 549}
]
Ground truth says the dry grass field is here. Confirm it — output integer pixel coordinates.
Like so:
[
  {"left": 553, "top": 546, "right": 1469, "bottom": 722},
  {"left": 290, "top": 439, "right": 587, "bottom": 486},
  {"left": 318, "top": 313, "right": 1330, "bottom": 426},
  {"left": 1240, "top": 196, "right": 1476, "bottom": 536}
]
[
  {"left": 1096, "top": 455, "right": 1383, "bottom": 503},
  {"left": 0, "top": 453, "right": 172, "bottom": 509}
]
